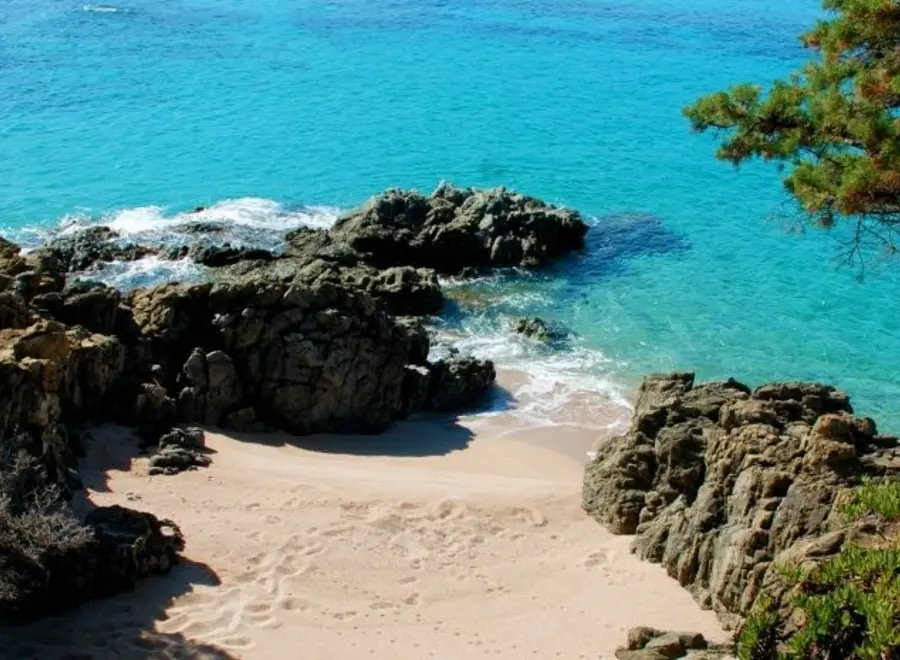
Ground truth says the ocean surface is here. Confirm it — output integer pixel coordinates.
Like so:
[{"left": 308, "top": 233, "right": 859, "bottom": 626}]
[{"left": 2, "top": 0, "right": 899, "bottom": 433}]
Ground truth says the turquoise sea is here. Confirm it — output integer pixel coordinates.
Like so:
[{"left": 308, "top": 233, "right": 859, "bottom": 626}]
[{"left": 2, "top": 0, "right": 899, "bottom": 431}]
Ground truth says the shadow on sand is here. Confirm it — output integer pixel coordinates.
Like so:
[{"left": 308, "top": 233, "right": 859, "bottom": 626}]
[
  {"left": 223, "top": 382, "right": 517, "bottom": 458},
  {"left": 0, "top": 556, "right": 237, "bottom": 659},
  {"left": 1, "top": 382, "right": 518, "bottom": 657}
]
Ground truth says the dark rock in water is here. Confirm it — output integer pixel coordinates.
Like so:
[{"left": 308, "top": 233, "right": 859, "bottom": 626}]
[
  {"left": 148, "top": 427, "right": 211, "bottom": 476},
  {"left": 216, "top": 184, "right": 587, "bottom": 316},
  {"left": 38, "top": 226, "right": 158, "bottom": 273},
  {"left": 187, "top": 243, "right": 274, "bottom": 268},
  {"left": 0, "top": 502, "right": 183, "bottom": 622},
  {"left": 512, "top": 316, "right": 569, "bottom": 343},
  {"left": 174, "top": 219, "right": 225, "bottom": 234},
  {"left": 583, "top": 372, "right": 900, "bottom": 626},
  {"left": 330, "top": 184, "right": 588, "bottom": 274}
]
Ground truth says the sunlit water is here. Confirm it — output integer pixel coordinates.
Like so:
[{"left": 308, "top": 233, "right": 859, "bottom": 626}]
[{"left": 2, "top": 0, "right": 898, "bottom": 432}]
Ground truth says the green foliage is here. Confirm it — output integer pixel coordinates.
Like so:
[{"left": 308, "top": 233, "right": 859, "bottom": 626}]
[
  {"left": 736, "top": 478, "right": 900, "bottom": 659},
  {"left": 786, "top": 543, "right": 900, "bottom": 659},
  {"left": 842, "top": 477, "right": 900, "bottom": 521},
  {"left": 737, "top": 597, "right": 780, "bottom": 660},
  {"left": 685, "top": 0, "right": 900, "bottom": 255}
]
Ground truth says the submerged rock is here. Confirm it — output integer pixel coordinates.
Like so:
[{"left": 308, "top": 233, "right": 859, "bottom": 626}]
[
  {"left": 511, "top": 316, "right": 569, "bottom": 343},
  {"left": 583, "top": 373, "right": 900, "bottom": 626},
  {"left": 39, "top": 226, "right": 158, "bottom": 272}
]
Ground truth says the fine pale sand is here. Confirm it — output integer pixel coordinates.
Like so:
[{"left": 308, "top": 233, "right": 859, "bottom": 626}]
[{"left": 2, "top": 388, "right": 724, "bottom": 659}]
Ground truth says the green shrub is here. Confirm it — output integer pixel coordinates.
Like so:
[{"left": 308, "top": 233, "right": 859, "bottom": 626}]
[
  {"left": 842, "top": 478, "right": 900, "bottom": 522},
  {"left": 737, "top": 479, "right": 900, "bottom": 660}
]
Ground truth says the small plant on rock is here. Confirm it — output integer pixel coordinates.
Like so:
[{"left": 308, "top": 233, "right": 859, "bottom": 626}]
[{"left": 737, "top": 479, "right": 900, "bottom": 660}]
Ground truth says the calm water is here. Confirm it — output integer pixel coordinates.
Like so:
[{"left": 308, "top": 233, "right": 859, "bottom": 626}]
[{"left": 2, "top": 0, "right": 898, "bottom": 430}]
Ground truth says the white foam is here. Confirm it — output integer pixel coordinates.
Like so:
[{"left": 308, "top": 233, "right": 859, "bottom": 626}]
[
  {"left": 79, "top": 197, "right": 340, "bottom": 238},
  {"left": 71, "top": 256, "right": 205, "bottom": 292},
  {"left": 82, "top": 4, "right": 122, "bottom": 12},
  {"left": 431, "top": 323, "right": 633, "bottom": 433}
]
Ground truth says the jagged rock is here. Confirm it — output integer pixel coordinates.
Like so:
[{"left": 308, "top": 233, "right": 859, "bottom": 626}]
[
  {"left": 0, "top": 503, "right": 183, "bottom": 622},
  {"left": 583, "top": 373, "right": 900, "bottom": 625},
  {"left": 0, "top": 321, "right": 126, "bottom": 496},
  {"left": 512, "top": 316, "right": 569, "bottom": 343},
  {"left": 158, "top": 427, "right": 205, "bottom": 451},
  {"left": 176, "top": 348, "right": 242, "bottom": 425},
  {"left": 217, "top": 185, "right": 587, "bottom": 316},
  {"left": 426, "top": 356, "right": 496, "bottom": 412},
  {"left": 32, "top": 280, "right": 127, "bottom": 336},
  {"left": 0, "top": 291, "right": 35, "bottom": 330},
  {"left": 616, "top": 628, "right": 721, "bottom": 660},
  {"left": 0, "top": 242, "right": 66, "bottom": 301},
  {"left": 37, "top": 226, "right": 157, "bottom": 272},
  {"left": 125, "top": 278, "right": 475, "bottom": 434},
  {"left": 329, "top": 184, "right": 588, "bottom": 274},
  {"left": 185, "top": 243, "right": 274, "bottom": 267},
  {"left": 147, "top": 427, "right": 211, "bottom": 476}
]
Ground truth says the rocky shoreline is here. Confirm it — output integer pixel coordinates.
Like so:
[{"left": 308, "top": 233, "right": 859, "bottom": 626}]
[
  {"left": 0, "top": 185, "right": 587, "bottom": 621},
  {"left": 3, "top": 184, "right": 897, "bottom": 657},
  {"left": 584, "top": 373, "right": 900, "bottom": 658}
]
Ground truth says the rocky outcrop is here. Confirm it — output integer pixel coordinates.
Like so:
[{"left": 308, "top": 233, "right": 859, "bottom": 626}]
[
  {"left": 325, "top": 184, "right": 588, "bottom": 274},
  {"left": 512, "top": 316, "right": 569, "bottom": 343},
  {"left": 0, "top": 184, "right": 580, "bottom": 621},
  {"left": 217, "top": 185, "right": 588, "bottom": 316},
  {"left": 38, "top": 226, "right": 157, "bottom": 272},
  {"left": 148, "top": 427, "right": 211, "bottom": 476},
  {"left": 0, "top": 502, "right": 183, "bottom": 622},
  {"left": 583, "top": 373, "right": 900, "bottom": 627},
  {"left": 616, "top": 627, "right": 732, "bottom": 660},
  {"left": 0, "top": 320, "right": 127, "bottom": 498},
  {"left": 123, "top": 278, "right": 455, "bottom": 434}
]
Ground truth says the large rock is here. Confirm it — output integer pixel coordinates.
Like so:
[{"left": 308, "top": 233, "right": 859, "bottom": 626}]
[
  {"left": 583, "top": 373, "right": 900, "bottom": 625},
  {"left": 0, "top": 321, "right": 126, "bottom": 498},
  {"left": 217, "top": 184, "right": 587, "bottom": 316},
  {"left": 37, "top": 226, "right": 157, "bottom": 272},
  {"left": 124, "top": 278, "right": 490, "bottom": 434},
  {"left": 0, "top": 502, "right": 184, "bottom": 622},
  {"left": 328, "top": 184, "right": 588, "bottom": 274},
  {"left": 31, "top": 281, "right": 128, "bottom": 336}
]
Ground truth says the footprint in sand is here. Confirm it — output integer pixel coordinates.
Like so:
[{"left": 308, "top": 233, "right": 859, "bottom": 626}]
[
  {"left": 583, "top": 548, "right": 613, "bottom": 568},
  {"left": 278, "top": 596, "right": 311, "bottom": 612},
  {"left": 219, "top": 636, "right": 254, "bottom": 650},
  {"left": 398, "top": 575, "right": 418, "bottom": 585}
]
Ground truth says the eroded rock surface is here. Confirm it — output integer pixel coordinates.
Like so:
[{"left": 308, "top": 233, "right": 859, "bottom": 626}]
[
  {"left": 219, "top": 185, "right": 588, "bottom": 315},
  {"left": 583, "top": 373, "right": 900, "bottom": 627}
]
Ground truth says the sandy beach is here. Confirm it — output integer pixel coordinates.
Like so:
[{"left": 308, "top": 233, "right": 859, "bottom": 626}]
[{"left": 1, "top": 386, "right": 725, "bottom": 660}]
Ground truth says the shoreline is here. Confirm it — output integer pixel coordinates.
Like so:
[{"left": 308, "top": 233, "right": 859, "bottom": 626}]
[{"left": 1, "top": 405, "right": 724, "bottom": 659}]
